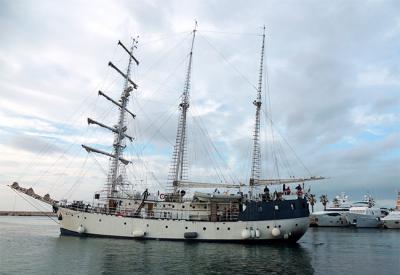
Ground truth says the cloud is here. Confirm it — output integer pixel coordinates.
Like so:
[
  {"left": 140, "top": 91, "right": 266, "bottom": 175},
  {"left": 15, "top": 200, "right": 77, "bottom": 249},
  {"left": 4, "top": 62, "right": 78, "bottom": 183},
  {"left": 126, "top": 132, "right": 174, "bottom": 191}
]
[{"left": 0, "top": 0, "right": 400, "bottom": 210}]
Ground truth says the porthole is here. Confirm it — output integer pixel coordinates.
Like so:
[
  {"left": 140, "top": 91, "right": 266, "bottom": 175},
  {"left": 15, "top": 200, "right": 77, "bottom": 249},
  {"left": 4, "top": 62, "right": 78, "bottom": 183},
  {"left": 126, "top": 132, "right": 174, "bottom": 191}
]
[
  {"left": 77, "top": 216, "right": 79, "bottom": 218},
  {"left": 185, "top": 226, "right": 188, "bottom": 230},
  {"left": 71, "top": 214, "right": 74, "bottom": 217},
  {"left": 172, "top": 205, "right": 175, "bottom": 208},
  {"left": 147, "top": 224, "right": 149, "bottom": 227},
  {"left": 217, "top": 227, "right": 220, "bottom": 230},
  {"left": 192, "top": 206, "right": 195, "bottom": 209},
  {"left": 204, "top": 206, "right": 207, "bottom": 209},
  {"left": 165, "top": 225, "right": 168, "bottom": 228},
  {"left": 124, "top": 222, "right": 127, "bottom": 225},
  {"left": 182, "top": 205, "right": 185, "bottom": 208},
  {"left": 227, "top": 227, "right": 231, "bottom": 230},
  {"left": 203, "top": 227, "right": 206, "bottom": 231},
  {"left": 278, "top": 225, "right": 281, "bottom": 228},
  {"left": 163, "top": 204, "right": 166, "bottom": 207},
  {"left": 129, "top": 203, "right": 131, "bottom": 205},
  {"left": 99, "top": 219, "right": 102, "bottom": 222},
  {"left": 84, "top": 217, "right": 86, "bottom": 220},
  {"left": 267, "top": 226, "right": 270, "bottom": 229},
  {"left": 295, "top": 224, "right": 298, "bottom": 227}
]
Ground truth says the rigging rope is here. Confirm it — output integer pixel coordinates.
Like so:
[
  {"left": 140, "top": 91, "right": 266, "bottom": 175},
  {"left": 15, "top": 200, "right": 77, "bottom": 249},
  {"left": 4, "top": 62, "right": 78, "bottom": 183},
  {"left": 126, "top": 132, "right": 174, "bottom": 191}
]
[
  {"left": 198, "top": 34, "right": 258, "bottom": 92},
  {"left": 11, "top": 188, "right": 59, "bottom": 225}
]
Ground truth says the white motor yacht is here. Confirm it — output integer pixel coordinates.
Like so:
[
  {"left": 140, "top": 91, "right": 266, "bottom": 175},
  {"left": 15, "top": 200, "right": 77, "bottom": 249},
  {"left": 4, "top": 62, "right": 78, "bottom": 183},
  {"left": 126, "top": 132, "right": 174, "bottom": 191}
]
[
  {"left": 309, "top": 193, "right": 351, "bottom": 227},
  {"left": 346, "top": 195, "right": 381, "bottom": 228},
  {"left": 382, "top": 192, "right": 400, "bottom": 229}
]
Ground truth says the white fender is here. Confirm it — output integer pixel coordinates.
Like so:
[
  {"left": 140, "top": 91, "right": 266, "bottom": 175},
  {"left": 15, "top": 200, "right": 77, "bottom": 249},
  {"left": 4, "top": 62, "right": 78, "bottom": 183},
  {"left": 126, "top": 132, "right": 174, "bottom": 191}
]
[
  {"left": 271, "top": 227, "right": 281, "bottom": 237},
  {"left": 255, "top": 228, "right": 261, "bottom": 238},
  {"left": 77, "top": 225, "right": 85, "bottom": 234},
  {"left": 250, "top": 229, "right": 255, "bottom": 239},
  {"left": 241, "top": 229, "right": 251, "bottom": 239},
  {"left": 132, "top": 230, "right": 145, "bottom": 237},
  {"left": 284, "top": 233, "right": 289, "bottom": 239}
]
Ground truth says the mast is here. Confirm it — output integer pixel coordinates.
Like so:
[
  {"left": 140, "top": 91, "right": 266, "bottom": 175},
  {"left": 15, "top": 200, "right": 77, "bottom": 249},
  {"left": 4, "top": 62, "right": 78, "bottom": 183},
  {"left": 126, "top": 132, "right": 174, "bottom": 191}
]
[
  {"left": 249, "top": 26, "right": 266, "bottom": 198},
  {"left": 168, "top": 22, "right": 197, "bottom": 193},
  {"left": 82, "top": 37, "right": 139, "bottom": 208}
]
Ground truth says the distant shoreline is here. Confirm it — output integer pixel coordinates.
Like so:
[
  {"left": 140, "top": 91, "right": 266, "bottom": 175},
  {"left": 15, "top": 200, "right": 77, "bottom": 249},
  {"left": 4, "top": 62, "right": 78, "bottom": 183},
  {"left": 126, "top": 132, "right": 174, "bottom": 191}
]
[{"left": 0, "top": 211, "right": 56, "bottom": 217}]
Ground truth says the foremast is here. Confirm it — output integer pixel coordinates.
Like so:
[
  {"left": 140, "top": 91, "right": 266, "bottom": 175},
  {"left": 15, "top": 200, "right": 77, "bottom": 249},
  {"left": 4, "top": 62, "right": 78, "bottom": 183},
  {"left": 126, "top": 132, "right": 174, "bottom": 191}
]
[
  {"left": 168, "top": 23, "right": 198, "bottom": 195},
  {"left": 82, "top": 38, "right": 139, "bottom": 210},
  {"left": 249, "top": 26, "right": 266, "bottom": 198}
]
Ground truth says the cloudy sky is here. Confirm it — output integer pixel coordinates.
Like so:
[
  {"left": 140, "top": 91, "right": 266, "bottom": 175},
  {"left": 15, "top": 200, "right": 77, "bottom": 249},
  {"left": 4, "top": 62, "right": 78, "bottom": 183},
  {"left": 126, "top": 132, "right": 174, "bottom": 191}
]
[{"left": 1, "top": 0, "right": 399, "bottom": 211}]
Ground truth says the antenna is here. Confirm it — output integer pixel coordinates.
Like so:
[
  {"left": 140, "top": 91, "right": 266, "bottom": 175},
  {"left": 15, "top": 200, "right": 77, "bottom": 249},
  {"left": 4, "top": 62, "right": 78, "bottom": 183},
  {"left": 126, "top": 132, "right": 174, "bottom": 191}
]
[{"left": 249, "top": 26, "right": 266, "bottom": 198}]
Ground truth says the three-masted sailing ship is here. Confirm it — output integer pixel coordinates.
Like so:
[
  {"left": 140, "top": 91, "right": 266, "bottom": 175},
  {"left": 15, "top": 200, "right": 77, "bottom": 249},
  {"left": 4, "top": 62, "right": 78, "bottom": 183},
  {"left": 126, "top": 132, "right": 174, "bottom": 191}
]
[{"left": 11, "top": 25, "right": 324, "bottom": 242}]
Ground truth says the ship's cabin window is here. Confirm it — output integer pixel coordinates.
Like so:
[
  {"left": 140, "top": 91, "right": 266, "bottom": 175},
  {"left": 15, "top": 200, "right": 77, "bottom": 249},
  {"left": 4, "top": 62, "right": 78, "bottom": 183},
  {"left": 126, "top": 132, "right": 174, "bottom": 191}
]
[{"left": 327, "top": 213, "right": 341, "bottom": 216}]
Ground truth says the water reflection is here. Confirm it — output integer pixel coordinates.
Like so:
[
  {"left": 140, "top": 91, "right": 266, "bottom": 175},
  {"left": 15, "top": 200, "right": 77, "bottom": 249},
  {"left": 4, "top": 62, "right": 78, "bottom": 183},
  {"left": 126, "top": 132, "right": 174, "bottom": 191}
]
[{"left": 90, "top": 239, "right": 314, "bottom": 274}]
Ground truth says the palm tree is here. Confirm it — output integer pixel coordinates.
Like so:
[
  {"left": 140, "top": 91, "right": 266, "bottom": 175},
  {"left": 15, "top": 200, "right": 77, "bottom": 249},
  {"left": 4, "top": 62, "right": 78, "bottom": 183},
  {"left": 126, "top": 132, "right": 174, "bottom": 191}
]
[
  {"left": 320, "top": 194, "right": 329, "bottom": 211},
  {"left": 307, "top": 194, "right": 316, "bottom": 213}
]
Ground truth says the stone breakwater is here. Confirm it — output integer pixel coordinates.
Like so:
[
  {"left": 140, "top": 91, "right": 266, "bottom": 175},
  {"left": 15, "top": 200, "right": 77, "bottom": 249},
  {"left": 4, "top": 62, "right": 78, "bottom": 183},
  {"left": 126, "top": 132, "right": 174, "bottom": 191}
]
[{"left": 0, "top": 211, "right": 56, "bottom": 216}]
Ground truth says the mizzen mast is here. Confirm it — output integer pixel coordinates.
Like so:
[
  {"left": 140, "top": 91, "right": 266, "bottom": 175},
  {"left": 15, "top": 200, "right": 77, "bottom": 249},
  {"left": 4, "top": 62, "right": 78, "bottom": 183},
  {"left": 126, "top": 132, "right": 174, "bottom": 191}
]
[
  {"left": 168, "top": 22, "right": 197, "bottom": 194},
  {"left": 82, "top": 38, "right": 139, "bottom": 209},
  {"left": 249, "top": 26, "right": 266, "bottom": 198}
]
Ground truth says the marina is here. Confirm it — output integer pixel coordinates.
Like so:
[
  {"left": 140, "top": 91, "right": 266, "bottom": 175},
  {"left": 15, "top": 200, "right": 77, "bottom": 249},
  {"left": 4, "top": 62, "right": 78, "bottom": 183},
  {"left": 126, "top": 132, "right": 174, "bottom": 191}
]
[{"left": 1, "top": 1, "right": 399, "bottom": 274}]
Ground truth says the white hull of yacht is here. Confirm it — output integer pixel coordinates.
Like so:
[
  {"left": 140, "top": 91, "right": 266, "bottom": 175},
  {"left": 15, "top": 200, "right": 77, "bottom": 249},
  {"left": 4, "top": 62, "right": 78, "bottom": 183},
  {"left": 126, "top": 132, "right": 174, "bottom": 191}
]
[
  {"left": 309, "top": 212, "right": 350, "bottom": 227},
  {"left": 382, "top": 211, "right": 400, "bottom": 229},
  {"left": 58, "top": 207, "right": 309, "bottom": 242},
  {"left": 345, "top": 213, "right": 381, "bottom": 228}
]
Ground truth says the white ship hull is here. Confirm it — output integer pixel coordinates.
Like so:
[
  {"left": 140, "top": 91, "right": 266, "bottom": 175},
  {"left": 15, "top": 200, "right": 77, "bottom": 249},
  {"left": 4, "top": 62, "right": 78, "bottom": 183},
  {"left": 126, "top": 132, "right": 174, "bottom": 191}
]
[
  {"left": 382, "top": 211, "right": 400, "bottom": 229},
  {"left": 309, "top": 211, "right": 350, "bottom": 227},
  {"left": 58, "top": 207, "right": 309, "bottom": 242},
  {"left": 345, "top": 213, "right": 381, "bottom": 228}
]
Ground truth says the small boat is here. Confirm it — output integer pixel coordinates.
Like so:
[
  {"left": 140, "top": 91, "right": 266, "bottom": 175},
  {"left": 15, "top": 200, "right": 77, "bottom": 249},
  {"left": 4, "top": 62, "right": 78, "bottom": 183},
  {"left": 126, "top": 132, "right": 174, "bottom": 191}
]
[
  {"left": 345, "top": 195, "right": 382, "bottom": 228},
  {"left": 382, "top": 191, "right": 400, "bottom": 229},
  {"left": 309, "top": 193, "right": 351, "bottom": 227}
]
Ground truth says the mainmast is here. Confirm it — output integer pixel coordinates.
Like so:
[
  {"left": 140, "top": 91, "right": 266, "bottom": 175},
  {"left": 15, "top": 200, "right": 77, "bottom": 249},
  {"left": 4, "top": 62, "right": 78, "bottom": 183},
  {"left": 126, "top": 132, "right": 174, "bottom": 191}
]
[
  {"left": 168, "top": 22, "right": 197, "bottom": 193},
  {"left": 249, "top": 26, "right": 266, "bottom": 198},
  {"left": 82, "top": 38, "right": 139, "bottom": 209}
]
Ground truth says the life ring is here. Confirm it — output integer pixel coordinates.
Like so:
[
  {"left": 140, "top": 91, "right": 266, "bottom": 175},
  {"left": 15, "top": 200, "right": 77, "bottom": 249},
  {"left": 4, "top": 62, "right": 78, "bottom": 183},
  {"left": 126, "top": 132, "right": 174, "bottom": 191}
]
[{"left": 160, "top": 193, "right": 165, "bottom": 200}]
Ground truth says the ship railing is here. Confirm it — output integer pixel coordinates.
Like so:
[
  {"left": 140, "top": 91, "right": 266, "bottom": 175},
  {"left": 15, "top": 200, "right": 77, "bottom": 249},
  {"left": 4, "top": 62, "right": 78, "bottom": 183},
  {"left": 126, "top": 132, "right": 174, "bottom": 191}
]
[{"left": 61, "top": 202, "right": 240, "bottom": 221}]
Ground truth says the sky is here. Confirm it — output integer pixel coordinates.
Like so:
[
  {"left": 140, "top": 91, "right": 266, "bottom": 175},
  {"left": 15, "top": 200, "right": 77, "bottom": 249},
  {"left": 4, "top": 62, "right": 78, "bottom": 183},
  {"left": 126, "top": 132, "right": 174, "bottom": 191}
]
[{"left": 0, "top": 0, "right": 399, "bottom": 211}]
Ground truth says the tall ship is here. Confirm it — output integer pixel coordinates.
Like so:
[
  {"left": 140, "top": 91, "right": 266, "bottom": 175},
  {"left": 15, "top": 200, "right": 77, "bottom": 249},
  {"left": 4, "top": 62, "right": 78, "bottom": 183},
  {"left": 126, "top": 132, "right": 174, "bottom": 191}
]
[{"left": 10, "top": 25, "right": 324, "bottom": 242}]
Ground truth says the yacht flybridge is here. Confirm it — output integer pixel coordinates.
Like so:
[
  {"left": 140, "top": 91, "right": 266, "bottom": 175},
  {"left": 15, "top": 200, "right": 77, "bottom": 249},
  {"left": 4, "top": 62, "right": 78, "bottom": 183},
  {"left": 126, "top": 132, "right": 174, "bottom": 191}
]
[{"left": 10, "top": 25, "right": 325, "bottom": 242}]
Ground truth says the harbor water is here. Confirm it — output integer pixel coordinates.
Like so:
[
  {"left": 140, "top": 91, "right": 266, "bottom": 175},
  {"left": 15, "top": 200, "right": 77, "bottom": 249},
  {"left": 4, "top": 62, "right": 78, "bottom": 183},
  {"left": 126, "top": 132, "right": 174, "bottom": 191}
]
[{"left": 0, "top": 217, "right": 398, "bottom": 274}]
